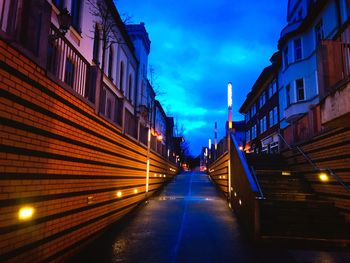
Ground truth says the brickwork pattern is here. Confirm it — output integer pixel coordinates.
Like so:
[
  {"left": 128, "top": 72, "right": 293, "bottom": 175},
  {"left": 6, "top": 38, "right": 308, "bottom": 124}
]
[{"left": 0, "top": 39, "right": 178, "bottom": 262}]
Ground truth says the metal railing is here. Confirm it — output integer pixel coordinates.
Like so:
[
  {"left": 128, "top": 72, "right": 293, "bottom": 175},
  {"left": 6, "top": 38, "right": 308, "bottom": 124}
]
[
  {"left": 250, "top": 166, "right": 265, "bottom": 199},
  {"left": 47, "top": 24, "right": 90, "bottom": 100},
  {"left": 278, "top": 133, "right": 350, "bottom": 193}
]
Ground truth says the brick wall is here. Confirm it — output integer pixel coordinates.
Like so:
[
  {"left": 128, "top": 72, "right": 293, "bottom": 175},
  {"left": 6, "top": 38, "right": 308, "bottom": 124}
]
[{"left": 0, "top": 39, "right": 178, "bottom": 262}]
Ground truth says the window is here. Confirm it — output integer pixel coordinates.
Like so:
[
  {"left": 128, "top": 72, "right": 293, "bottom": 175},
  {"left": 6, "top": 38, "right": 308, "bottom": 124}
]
[
  {"left": 294, "top": 38, "right": 302, "bottom": 61},
  {"left": 269, "top": 110, "right": 273, "bottom": 128},
  {"left": 251, "top": 104, "right": 256, "bottom": 116},
  {"left": 252, "top": 125, "right": 257, "bottom": 139},
  {"left": 100, "top": 86, "right": 123, "bottom": 125},
  {"left": 93, "top": 24, "right": 100, "bottom": 63},
  {"left": 286, "top": 84, "right": 291, "bottom": 107},
  {"left": 315, "top": 20, "right": 324, "bottom": 47},
  {"left": 273, "top": 107, "right": 278, "bottom": 125},
  {"left": 246, "top": 130, "right": 250, "bottom": 142},
  {"left": 119, "top": 61, "right": 124, "bottom": 91},
  {"left": 108, "top": 46, "right": 113, "bottom": 79},
  {"left": 52, "top": 0, "right": 64, "bottom": 9},
  {"left": 245, "top": 110, "right": 250, "bottom": 123},
  {"left": 260, "top": 116, "right": 267, "bottom": 134},
  {"left": 71, "top": 0, "right": 81, "bottom": 31},
  {"left": 268, "top": 81, "right": 277, "bottom": 98},
  {"left": 246, "top": 130, "right": 251, "bottom": 142},
  {"left": 259, "top": 91, "right": 266, "bottom": 108},
  {"left": 283, "top": 47, "right": 289, "bottom": 69},
  {"left": 64, "top": 58, "right": 75, "bottom": 87},
  {"left": 128, "top": 74, "right": 133, "bottom": 102},
  {"left": 269, "top": 107, "right": 278, "bottom": 127},
  {"left": 296, "top": 79, "right": 305, "bottom": 101}
]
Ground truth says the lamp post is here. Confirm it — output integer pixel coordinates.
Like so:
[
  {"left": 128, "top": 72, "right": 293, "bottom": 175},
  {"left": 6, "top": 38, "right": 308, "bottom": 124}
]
[{"left": 49, "top": 8, "right": 71, "bottom": 41}]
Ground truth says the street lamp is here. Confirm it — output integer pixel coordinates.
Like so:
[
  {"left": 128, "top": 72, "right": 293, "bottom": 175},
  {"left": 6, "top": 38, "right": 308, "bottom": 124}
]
[{"left": 50, "top": 8, "right": 71, "bottom": 40}]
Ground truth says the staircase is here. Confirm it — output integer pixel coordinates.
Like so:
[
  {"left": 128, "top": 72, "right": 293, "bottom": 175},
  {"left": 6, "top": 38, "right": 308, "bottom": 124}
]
[{"left": 246, "top": 154, "right": 350, "bottom": 247}]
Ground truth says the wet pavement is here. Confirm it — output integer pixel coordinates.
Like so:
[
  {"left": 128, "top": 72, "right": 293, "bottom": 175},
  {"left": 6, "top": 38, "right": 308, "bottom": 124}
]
[{"left": 70, "top": 171, "right": 350, "bottom": 263}]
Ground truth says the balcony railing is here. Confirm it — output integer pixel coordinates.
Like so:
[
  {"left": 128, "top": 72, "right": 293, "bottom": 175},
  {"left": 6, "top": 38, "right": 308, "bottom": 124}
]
[{"left": 47, "top": 24, "right": 92, "bottom": 101}]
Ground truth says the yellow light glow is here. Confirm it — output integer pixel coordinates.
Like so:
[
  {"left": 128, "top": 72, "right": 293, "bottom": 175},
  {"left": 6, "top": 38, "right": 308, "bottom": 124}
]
[
  {"left": 147, "top": 128, "right": 151, "bottom": 143},
  {"left": 164, "top": 174, "right": 166, "bottom": 178},
  {"left": 239, "top": 146, "right": 243, "bottom": 151},
  {"left": 223, "top": 176, "right": 226, "bottom": 179},
  {"left": 134, "top": 189, "right": 138, "bottom": 194},
  {"left": 319, "top": 173, "right": 329, "bottom": 182},
  {"left": 282, "top": 171, "right": 291, "bottom": 176},
  {"left": 239, "top": 199, "right": 242, "bottom": 205},
  {"left": 117, "top": 191, "right": 122, "bottom": 198},
  {"left": 234, "top": 192, "right": 237, "bottom": 197},
  {"left": 229, "top": 121, "right": 232, "bottom": 129},
  {"left": 157, "top": 134, "right": 163, "bottom": 141},
  {"left": 18, "top": 207, "right": 34, "bottom": 221},
  {"left": 154, "top": 173, "right": 157, "bottom": 177}
]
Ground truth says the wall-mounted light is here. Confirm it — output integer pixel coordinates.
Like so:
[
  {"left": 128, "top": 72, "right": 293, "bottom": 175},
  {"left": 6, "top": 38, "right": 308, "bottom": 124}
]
[
  {"left": 134, "top": 189, "right": 138, "bottom": 194},
  {"left": 239, "top": 199, "right": 242, "bottom": 205},
  {"left": 50, "top": 8, "right": 71, "bottom": 41},
  {"left": 18, "top": 206, "right": 34, "bottom": 221},
  {"left": 319, "top": 172, "right": 329, "bottom": 182},
  {"left": 117, "top": 191, "right": 122, "bottom": 198}
]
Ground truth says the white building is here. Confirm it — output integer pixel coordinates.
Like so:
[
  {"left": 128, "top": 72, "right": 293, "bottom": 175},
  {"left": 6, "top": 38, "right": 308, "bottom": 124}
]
[
  {"left": 0, "top": 0, "right": 165, "bottom": 141},
  {"left": 278, "top": 0, "right": 349, "bottom": 129}
]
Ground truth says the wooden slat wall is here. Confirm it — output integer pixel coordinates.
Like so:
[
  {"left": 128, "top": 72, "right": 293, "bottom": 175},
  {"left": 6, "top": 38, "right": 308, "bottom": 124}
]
[
  {"left": 0, "top": 40, "right": 178, "bottom": 262},
  {"left": 282, "top": 128, "right": 350, "bottom": 221},
  {"left": 208, "top": 152, "right": 229, "bottom": 196}
]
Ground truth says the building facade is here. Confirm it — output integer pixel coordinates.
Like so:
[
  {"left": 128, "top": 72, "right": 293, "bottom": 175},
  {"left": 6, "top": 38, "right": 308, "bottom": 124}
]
[
  {"left": 278, "top": 0, "right": 348, "bottom": 129},
  {"left": 239, "top": 62, "right": 280, "bottom": 154},
  {"left": 0, "top": 1, "right": 178, "bottom": 261}
]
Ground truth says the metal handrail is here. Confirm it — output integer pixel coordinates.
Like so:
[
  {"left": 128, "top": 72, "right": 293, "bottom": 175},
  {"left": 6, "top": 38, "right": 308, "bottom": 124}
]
[
  {"left": 278, "top": 133, "right": 350, "bottom": 193},
  {"left": 250, "top": 166, "right": 265, "bottom": 199}
]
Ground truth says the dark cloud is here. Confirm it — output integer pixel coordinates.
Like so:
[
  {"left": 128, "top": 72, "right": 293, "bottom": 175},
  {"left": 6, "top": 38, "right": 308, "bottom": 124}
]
[{"left": 118, "top": 0, "right": 288, "bottom": 155}]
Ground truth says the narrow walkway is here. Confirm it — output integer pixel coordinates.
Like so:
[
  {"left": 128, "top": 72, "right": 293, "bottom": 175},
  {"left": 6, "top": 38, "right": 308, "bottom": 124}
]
[{"left": 71, "top": 172, "right": 350, "bottom": 263}]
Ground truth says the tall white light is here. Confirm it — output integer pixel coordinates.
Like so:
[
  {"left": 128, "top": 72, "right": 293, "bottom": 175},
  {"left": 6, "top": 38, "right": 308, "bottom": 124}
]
[{"left": 228, "top": 82, "right": 233, "bottom": 129}]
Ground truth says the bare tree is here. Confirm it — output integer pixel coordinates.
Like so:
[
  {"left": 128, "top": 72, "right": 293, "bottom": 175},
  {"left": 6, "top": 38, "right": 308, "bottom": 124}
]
[
  {"left": 149, "top": 64, "right": 166, "bottom": 97},
  {"left": 121, "top": 13, "right": 134, "bottom": 24},
  {"left": 87, "top": 0, "right": 125, "bottom": 111}
]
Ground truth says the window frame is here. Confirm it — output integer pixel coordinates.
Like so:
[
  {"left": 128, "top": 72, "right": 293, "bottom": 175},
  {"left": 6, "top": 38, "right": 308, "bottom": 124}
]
[
  {"left": 296, "top": 78, "right": 305, "bottom": 101},
  {"left": 294, "top": 38, "right": 302, "bottom": 61}
]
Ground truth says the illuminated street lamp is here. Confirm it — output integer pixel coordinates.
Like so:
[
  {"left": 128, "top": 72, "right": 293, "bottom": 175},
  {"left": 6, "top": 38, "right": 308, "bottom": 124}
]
[
  {"left": 50, "top": 8, "right": 71, "bottom": 41},
  {"left": 228, "top": 82, "right": 233, "bottom": 130}
]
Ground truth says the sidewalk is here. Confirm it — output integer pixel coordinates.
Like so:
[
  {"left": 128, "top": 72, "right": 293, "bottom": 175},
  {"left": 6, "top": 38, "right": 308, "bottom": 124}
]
[{"left": 70, "top": 171, "right": 350, "bottom": 263}]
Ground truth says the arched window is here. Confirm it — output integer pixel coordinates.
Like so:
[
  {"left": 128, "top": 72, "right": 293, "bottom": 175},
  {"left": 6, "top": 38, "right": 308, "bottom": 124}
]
[
  {"left": 92, "top": 23, "right": 100, "bottom": 63},
  {"left": 108, "top": 46, "right": 113, "bottom": 79},
  {"left": 119, "top": 61, "right": 124, "bottom": 91},
  {"left": 128, "top": 74, "right": 132, "bottom": 102}
]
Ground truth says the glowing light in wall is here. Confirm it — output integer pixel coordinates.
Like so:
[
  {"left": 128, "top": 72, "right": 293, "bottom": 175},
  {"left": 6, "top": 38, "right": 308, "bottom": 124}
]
[
  {"left": 117, "top": 191, "right": 122, "bottom": 198},
  {"left": 18, "top": 207, "right": 34, "bottom": 221},
  {"left": 319, "top": 173, "right": 329, "bottom": 182},
  {"left": 239, "top": 199, "right": 242, "bottom": 205},
  {"left": 134, "top": 189, "right": 138, "bottom": 194},
  {"left": 157, "top": 134, "right": 163, "bottom": 141}
]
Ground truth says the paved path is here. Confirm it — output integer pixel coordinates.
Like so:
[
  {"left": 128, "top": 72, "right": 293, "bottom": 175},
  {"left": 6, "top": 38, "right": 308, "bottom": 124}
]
[{"left": 70, "top": 171, "right": 350, "bottom": 263}]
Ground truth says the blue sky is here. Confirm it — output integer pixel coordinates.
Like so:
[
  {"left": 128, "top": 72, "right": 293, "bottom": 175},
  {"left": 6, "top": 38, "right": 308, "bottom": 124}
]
[{"left": 117, "top": 0, "right": 288, "bottom": 156}]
